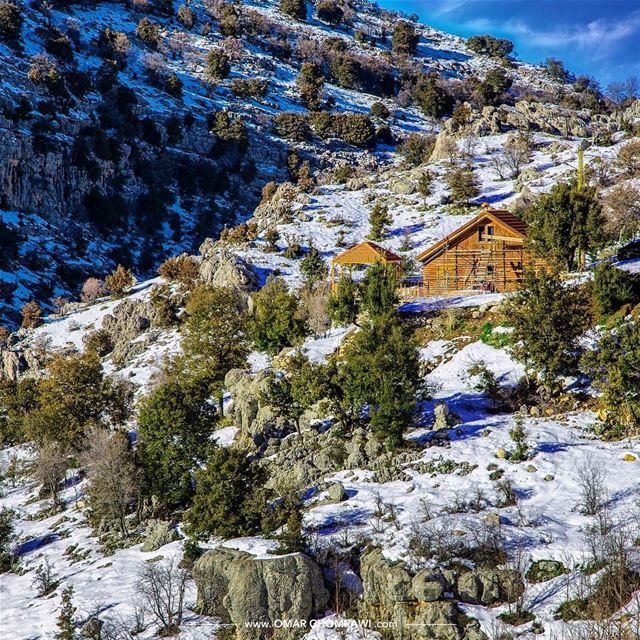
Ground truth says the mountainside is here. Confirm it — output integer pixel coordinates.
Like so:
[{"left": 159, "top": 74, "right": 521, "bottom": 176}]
[
  {"left": 1, "top": 0, "right": 628, "bottom": 326},
  {"left": 2, "top": 1, "right": 640, "bottom": 640}
]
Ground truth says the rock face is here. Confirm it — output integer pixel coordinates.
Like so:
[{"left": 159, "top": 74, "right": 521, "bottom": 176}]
[
  {"left": 141, "top": 520, "right": 179, "bottom": 552},
  {"left": 193, "top": 548, "right": 329, "bottom": 640},
  {"left": 198, "top": 241, "right": 259, "bottom": 292},
  {"left": 359, "top": 548, "right": 524, "bottom": 640}
]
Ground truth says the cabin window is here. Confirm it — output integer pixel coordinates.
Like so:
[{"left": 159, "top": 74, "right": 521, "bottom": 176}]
[
  {"left": 487, "top": 264, "right": 495, "bottom": 275},
  {"left": 478, "top": 226, "right": 484, "bottom": 241},
  {"left": 478, "top": 225, "right": 495, "bottom": 241},
  {"left": 486, "top": 226, "right": 494, "bottom": 237}
]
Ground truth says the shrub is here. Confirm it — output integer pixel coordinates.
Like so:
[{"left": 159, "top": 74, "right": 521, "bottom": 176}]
[
  {"left": 467, "top": 34, "right": 514, "bottom": 58},
  {"left": 392, "top": 20, "right": 418, "bottom": 55},
  {"left": 316, "top": 0, "right": 343, "bottom": 26},
  {"left": 299, "top": 246, "right": 327, "bottom": 288},
  {"left": 370, "top": 101, "right": 390, "bottom": 119},
  {"left": 400, "top": 133, "right": 435, "bottom": 167},
  {"left": 185, "top": 447, "right": 268, "bottom": 539},
  {"left": 206, "top": 48, "right": 230, "bottom": 80},
  {"left": 475, "top": 68, "right": 512, "bottom": 107},
  {"left": 273, "top": 112, "right": 310, "bottom": 141},
  {"left": 96, "top": 28, "right": 130, "bottom": 67},
  {"left": 105, "top": 264, "right": 136, "bottom": 299},
  {"left": 42, "top": 27, "right": 74, "bottom": 64},
  {"left": 135, "top": 17, "right": 161, "bottom": 48},
  {"left": 220, "top": 221, "right": 258, "bottom": 244},
  {"left": 591, "top": 262, "right": 640, "bottom": 316},
  {"left": 309, "top": 111, "right": 333, "bottom": 139},
  {"left": 328, "top": 274, "right": 359, "bottom": 326},
  {"left": 80, "top": 277, "right": 107, "bottom": 303},
  {"left": 543, "top": 57, "right": 569, "bottom": 82},
  {"left": 177, "top": 4, "right": 195, "bottom": 29},
  {"left": 279, "top": 0, "right": 306, "bottom": 21},
  {"left": 230, "top": 78, "right": 268, "bottom": 99},
  {"left": 20, "top": 301, "right": 43, "bottom": 329},
  {"left": 0, "top": 2, "right": 22, "bottom": 45},
  {"left": 83, "top": 329, "right": 113, "bottom": 357},
  {"left": 250, "top": 277, "right": 307, "bottom": 354},
  {"left": 445, "top": 164, "right": 480, "bottom": 207},
  {"left": 297, "top": 62, "right": 325, "bottom": 111},
  {"left": 158, "top": 254, "right": 199, "bottom": 285},
  {"left": 414, "top": 74, "right": 453, "bottom": 118},
  {"left": 616, "top": 140, "right": 640, "bottom": 177},
  {"left": 332, "top": 113, "right": 376, "bottom": 148}
]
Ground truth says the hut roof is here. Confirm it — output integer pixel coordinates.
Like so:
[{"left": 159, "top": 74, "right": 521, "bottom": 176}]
[
  {"left": 415, "top": 209, "right": 528, "bottom": 264},
  {"left": 332, "top": 241, "right": 403, "bottom": 265}
]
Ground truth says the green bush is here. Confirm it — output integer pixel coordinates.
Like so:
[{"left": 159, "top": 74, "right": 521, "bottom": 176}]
[
  {"left": 445, "top": 164, "right": 480, "bottom": 207},
  {"left": 230, "top": 78, "right": 268, "bottom": 99},
  {"left": 0, "top": 2, "right": 22, "bottom": 45},
  {"left": 414, "top": 74, "right": 453, "bottom": 118},
  {"left": 467, "top": 34, "right": 513, "bottom": 58},
  {"left": 368, "top": 202, "right": 391, "bottom": 240},
  {"left": 370, "top": 102, "right": 390, "bottom": 119},
  {"left": 135, "top": 18, "right": 161, "bottom": 48},
  {"left": 332, "top": 113, "right": 376, "bottom": 148},
  {"left": 392, "top": 20, "right": 418, "bottom": 55},
  {"left": 206, "top": 48, "right": 230, "bottom": 80},
  {"left": 399, "top": 133, "right": 435, "bottom": 167},
  {"left": 250, "top": 277, "right": 307, "bottom": 354},
  {"left": 279, "top": 0, "right": 306, "bottom": 21},
  {"left": 591, "top": 262, "right": 639, "bottom": 316},
  {"left": 273, "top": 112, "right": 310, "bottom": 141},
  {"left": 185, "top": 447, "right": 269, "bottom": 539},
  {"left": 316, "top": 0, "right": 344, "bottom": 26}
]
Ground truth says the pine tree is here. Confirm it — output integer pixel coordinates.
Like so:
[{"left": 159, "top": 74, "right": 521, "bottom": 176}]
[
  {"left": 446, "top": 164, "right": 480, "bottom": 208},
  {"left": 250, "top": 277, "right": 307, "bottom": 355},
  {"left": 327, "top": 274, "right": 360, "bottom": 326},
  {"left": 185, "top": 447, "right": 268, "bottom": 539},
  {"left": 368, "top": 202, "right": 392, "bottom": 240},
  {"left": 206, "top": 48, "right": 230, "bottom": 80},
  {"left": 504, "top": 269, "right": 592, "bottom": 388},
  {"left": 279, "top": 0, "right": 306, "bottom": 20},
  {"left": 180, "top": 286, "right": 249, "bottom": 401},
  {"left": 591, "top": 262, "right": 639, "bottom": 316},
  {"left": 274, "top": 506, "right": 307, "bottom": 554},
  {"left": 316, "top": 0, "right": 343, "bottom": 26},
  {"left": 417, "top": 170, "right": 434, "bottom": 206},
  {"left": 137, "top": 377, "right": 217, "bottom": 507},
  {"left": 105, "top": 264, "right": 136, "bottom": 299},
  {"left": 55, "top": 586, "right": 76, "bottom": 640},
  {"left": 297, "top": 62, "right": 324, "bottom": 111},
  {"left": 299, "top": 246, "right": 327, "bottom": 288},
  {"left": 414, "top": 75, "right": 453, "bottom": 119},
  {"left": 360, "top": 262, "right": 397, "bottom": 319},
  {"left": 392, "top": 20, "right": 418, "bottom": 55},
  {"left": 524, "top": 180, "right": 607, "bottom": 271},
  {"left": 508, "top": 413, "right": 529, "bottom": 462}
]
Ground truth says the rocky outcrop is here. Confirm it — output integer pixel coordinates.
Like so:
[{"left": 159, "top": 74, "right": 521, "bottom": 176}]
[
  {"left": 359, "top": 549, "right": 489, "bottom": 640},
  {"left": 253, "top": 182, "right": 300, "bottom": 230},
  {"left": 0, "top": 349, "right": 25, "bottom": 381},
  {"left": 193, "top": 547, "right": 329, "bottom": 640},
  {"left": 198, "top": 241, "right": 259, "bottom": 292},
  {"left": 141, "top": 520, "right": 179, "bottom": 552}
]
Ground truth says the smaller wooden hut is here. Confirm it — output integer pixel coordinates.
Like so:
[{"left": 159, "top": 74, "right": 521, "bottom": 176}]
[{"left": 330, "top": 241, "right": 403, "bottom": 290}]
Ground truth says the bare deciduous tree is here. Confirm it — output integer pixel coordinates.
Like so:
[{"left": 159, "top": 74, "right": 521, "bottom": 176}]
[
  {"left": 136, "top": 557, "right": 188, "bottom": 635},
  {"left": 576, "top": 459, "right": 608, "bottom": 516},
  {"left": 82, "top": 429, "right": 141, "bottom": 538},
  {"left": 33, "top": 441, "right": 68, "bottom": 506}
]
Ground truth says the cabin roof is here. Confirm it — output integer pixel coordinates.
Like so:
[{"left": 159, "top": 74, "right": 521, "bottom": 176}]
[
  {"left": 332, "top": 241, "right": 403, "bottom": 265},
  {"left": 416, "top": 209, "right": 528, "bottom": 264}
]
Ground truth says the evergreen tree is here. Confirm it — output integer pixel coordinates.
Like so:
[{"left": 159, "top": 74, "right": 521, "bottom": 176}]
[
  {"left": 250, "top": 277, "right": 307, "bottom": 355},
  {"left": 274, "top": 506, "right": 307, "bottom": 554},
  {"left": 414, "top": 75, "right": 453, "bottom": 119},
  {"left": 591, "top": 262, "right": 640, "bottom": 316},
  {"left": 360, "top": 262, "right": 397, "bottom": 319},
  {"left": 105, "top": 264, "right": 136, "bottom": 299},
  {"left": 185, "top": 447, "right": 268, "bottom": 539},
  {"left": 417, "top": 170, "right": 434, "bottom": 205},
  {"left": 206, "top": 48, "right": 230, "bottom": 80},
  {"left": 504, "top": 269, "right": 592, "bottom": 388},
  {"left": 392, "top": 20, "right": 418, "bottom": 55},
  {"left": 296, "top": 62, "right": 325, "bottom": 111},
  {"left": 446, "top": 165, "right": 480, "bottom": 207},
  {"left": 299, "top": 246, "right": 327, "bottom": 288},
  {"left": 583, "top": 320, "right": 640, "bottom": 437},
  {"left": 279, "top": 0, "right": 306, "bottom": 20},
  {"left": 327, "top": 274, "right": 360, "bottom": 326},
  {"left": 368, "top": 202, "right": 392, "bottom": 240},
  {"left": 25, "top": 352, "right": 131, "bottom": 451},
  {"left": 340, "top": 315, "right": 420, "bottom": 447},
  {"left": 137, "top": 377, "right": 217, "bottom": 507},
  {"left": 180, "top": 286, "right": 249, "bottom": 403},
  {"left": 524, "top": 180, "right": 606, "bottom": 271},
  {"left": 467, "top": 34, "right": 513, "bottom": 58},
  {"left": 55, "top": 586, "right": 76, "bottom": 640},
  {"left": 316, "top": 0, "right": 343, "bottom": 26}
]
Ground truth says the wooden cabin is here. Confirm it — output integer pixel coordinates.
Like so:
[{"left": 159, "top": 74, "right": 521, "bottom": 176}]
[
  {"left": 330, "top": 241, "right": 403, "bottom": 290},
  {"left": 415, "top": 208, "right": 540, "bottom": 295}
]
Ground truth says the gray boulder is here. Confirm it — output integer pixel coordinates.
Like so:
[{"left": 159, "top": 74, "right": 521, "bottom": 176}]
[
  {"left": 411, "top": 570, "right": 446, "bottom": 602},
  {"left": 142, "top": 520, "right": 179, "bottom": 552},
  {"left": 456, "top": 569, "right": 523, "bottom": 606},
  {"left": 327, "top": 482, "right": 347, "bottom": 503},
  {"left": 198, "top": 240, "right": 259, "bottom": 291},
  {"left": 193, "top": 547, "right": 329, "bottom": 640}
]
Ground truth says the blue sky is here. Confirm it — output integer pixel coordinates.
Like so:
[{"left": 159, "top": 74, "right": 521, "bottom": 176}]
[{"left": 377, "top": 1, "right": 640, "bottom": 88}]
